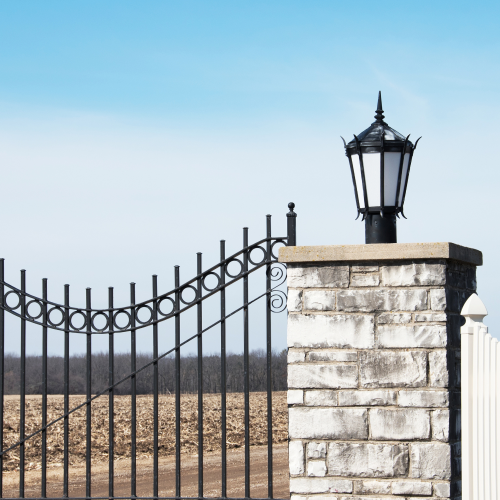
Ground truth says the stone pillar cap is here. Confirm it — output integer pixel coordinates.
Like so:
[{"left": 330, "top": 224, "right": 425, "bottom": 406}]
[{"left": 279, "top": 242, "right": 482, "bottom": 266}]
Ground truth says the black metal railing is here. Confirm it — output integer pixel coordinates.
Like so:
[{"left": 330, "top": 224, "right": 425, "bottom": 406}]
[{"left": 0, "top": 203, "right": 297, "bottom": 500}]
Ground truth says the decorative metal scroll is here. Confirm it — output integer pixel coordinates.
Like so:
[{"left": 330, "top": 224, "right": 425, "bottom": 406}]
[
  {"left": 0, "top": 237, "right": 288, "bottom": 335},
  {"left": 0, "top": 204, "right": 297, "bottom": 500},
  {"left": 268, "top": 263, "right": 287, "bottom": 313}
]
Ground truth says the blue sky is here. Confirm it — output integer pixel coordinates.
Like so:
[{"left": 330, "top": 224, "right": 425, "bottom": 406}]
[{"left": 1, "top": 0, "right": 499, "bottom": 355}]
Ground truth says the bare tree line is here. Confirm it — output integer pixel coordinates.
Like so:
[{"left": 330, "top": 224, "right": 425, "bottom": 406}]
[{"left": 2, "top": 349, "right": 287, "bottom": 395}]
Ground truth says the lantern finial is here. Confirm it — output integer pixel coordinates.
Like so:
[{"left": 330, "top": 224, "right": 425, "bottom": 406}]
[{"left": 374, "top": 91, "right": 385, "bottom": 123}]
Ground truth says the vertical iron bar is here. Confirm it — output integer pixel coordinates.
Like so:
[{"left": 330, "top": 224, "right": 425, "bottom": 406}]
[
  {"left": 86, "top": 288, "right": 92, "bottom": 498},
  {"left": 197, "top": 253, "right": 203, "bottom": 498},
  {"left": 243, "top": 228, "right": 250, "bottom": 498},
  {"left": 108, "top": 287, "right": 114, "bottom": 499},
  {"left": 20, "top": 270, "right": 26, "bottom": 498},
  {"left": 41, "top": 278, "right": 48, "bottom": 498},
  {"left": 174, "top": 266, "right": 181, "bottom": 497},
  {"left": 220, "top": 241, "right": 227, "bottom": 498},
  {"left": 286, "top": 203, "right": 297, "bottom": 247},
  {"left": 266, "top": 216, "right": 273, "bottom": 499},
  {"left": 0, "top": 259, "right": 5, "bottom": 498},
  {"left": 152, "top": 275, "right": 159, "bottom": 499},
  {"left": 130, "top": 282, "right": 137, "bottom": 498},
  {"left": 63, "top": 284, "right": 70, "bottom": 497}
]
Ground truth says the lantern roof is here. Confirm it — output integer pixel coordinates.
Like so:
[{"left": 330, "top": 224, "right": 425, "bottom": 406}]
[{"left": 345, "top": 92, "right": 413, "bottom": 152}]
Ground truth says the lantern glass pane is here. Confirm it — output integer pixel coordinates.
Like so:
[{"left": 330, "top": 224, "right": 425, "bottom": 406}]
[
  {"left": 398, "top": 153, "right": 411, "bottom": 206},
  {"left": 351, "top": 154, "right": 365, "bottom": 209},
  {"left": 383, "top": 152, "right": 402, "bottom": 207},
  {"left": 362, "top": 152, "right": 381, "bottom": 208}
]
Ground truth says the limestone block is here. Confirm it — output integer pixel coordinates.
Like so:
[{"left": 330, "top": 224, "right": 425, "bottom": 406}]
[
  {"left": 360, "top": 351, "right": 427, "bottom": 388},
  {"left": 308, "top": 460, "right": 327, "bottom": 477},
  {"left": 377, "top": 313, "right": 412, "bottom": 324},
  {"left": 433, "top": 482, "right": 451, "bottom": 497},
  {"left": 381, "top": 263, "right": 446, "bottom": 286},
  {"left": 288, "top": 390, "right": 304, "bottom": 405},
  {"left": 303, "top": 290, "right": 336, "bottom": 311},
  {"left": 430, "top": 289, "right": 446, "bottom": 311},
  {"left": 429, "top": 351, "right": 449, "bottom": 387},
  {"left": 447, "top": 270, "right": 467, "bottom": 289},
  {"left": 445, "top": 289, "right": 469, "bottom": 313},
  {"left": 288, "top": 265, "right": 349, "bottom": 288},
  {"left": 288, "top": 289, "right": 303, "bottom": 312},
  {"left": 327, "top": 442, "right": 408, "bottom": 478},
  {"left": 451, "top": 409, "right": 461, "bottom": 441},
  {"left": 432, "top": 410, "right": 450, "bottom": 442},
  {"left": 351, "top": 274, "right": 380, "bottom": 287},
  {"left": 453, "top": 480, "right": 462, "bottom": 495},
  {"left": 352, "top": 265, "right": 379, "bottom": 272},
  {"left": 410, "top": 443, "right": 451, "bottom": 480},
  {"left": 377, "top": 325, "right": 447, "bottom": 348},
  {"left": 289, "top": 477, "right": 352, "bottom": 494},
  {"left": 288, "top": 364, "right": 358, "bottom": 389},
  {"left": 288, "top": 350, "right": 306, "bottom": 363},
  {"left": 414, "top": 313, "right": 447, "bottom": 322},
  {"left": 369, "top": 408, "right": 430, "bottom": 440},
  {"left": 307, "top": 442, "right": 327, "bottom": 459},
  {"left": 398, "top": 390, "right": 449, "bottom": 407},
  {"left": 451, "top": 349, "right": 461, "bottom": 386},
  {"left": 337, "top": 289, "right": 427, "bottom": 312},
  {"left": 339, "top": 497, "right": 391, "bottom": 500},
  {"left": 288, "top": 314, "right": 374, "bottom": 349},
  {"left": 447, "top": 315, "right": 462, "bottom": 348},
  {"left": 338, "top": 390, "right": 396, "bottom": 406},
  {"left": 308, "top": 350, "right": 357, "bottom": 362},
  {"left": 452, "top": 454, "right": 461, "bottom": 477},
  {"left": 391, "top": 480, "right": 432, "bottom": 495},
  {"left": 353, "top": 479, "right": 391, "bottom": 494},
  {"left": 289, "top": 440, "right": 305, "bottom": 475},
  {"left": 304, "top": 390, "right": 337, "bottom": 406},
  {"left": 466, "top": 267, "right": 477, "bottom": 290},
  {"left": 450, "top": 390, "right": 461, "bottom": 408},
  {"left": 451, "top": 479, "right": 461, "bottom": 496},
  {"left": 289, "top": 408, "right": 368, "bottom": 440},
  {"left": 306, "top": 496, "right": 343, "bottom": 500}
]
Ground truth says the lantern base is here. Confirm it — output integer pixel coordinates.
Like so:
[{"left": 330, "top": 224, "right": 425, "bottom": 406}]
[{"left": 365, "top": 213, "right": 397, "bottom": 244}]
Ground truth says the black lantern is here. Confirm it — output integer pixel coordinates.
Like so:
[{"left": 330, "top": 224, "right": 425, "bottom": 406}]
[{"left": 342, "top": 92, "right": 420, "bottom": 244}]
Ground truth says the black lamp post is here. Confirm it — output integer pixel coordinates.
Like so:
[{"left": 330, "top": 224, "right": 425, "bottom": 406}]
[{"left": 342, "top": 92, "right": 420, "bottom": 244}]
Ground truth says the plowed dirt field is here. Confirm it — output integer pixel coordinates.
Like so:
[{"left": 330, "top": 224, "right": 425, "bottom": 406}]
[{"left": 2, "top": 392, "right": 289, "bottom": 498}]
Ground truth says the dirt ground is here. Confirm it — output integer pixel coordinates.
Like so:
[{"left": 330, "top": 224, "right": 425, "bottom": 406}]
[
  {"left": 2, "top": 392, "right": 289, "bottom": 498},
  {"left": 3, "top": 443, "right": 289, "bottom": 499}
]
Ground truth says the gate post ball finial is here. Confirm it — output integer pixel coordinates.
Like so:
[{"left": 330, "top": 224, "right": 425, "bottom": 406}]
[{"left": 342, "top": 92, "right": 421, "bottom": 244}]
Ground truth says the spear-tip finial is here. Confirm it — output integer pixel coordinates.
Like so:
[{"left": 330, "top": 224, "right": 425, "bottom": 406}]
[{"left": 374, "top": 91, "right": 385, "bottom": 123}]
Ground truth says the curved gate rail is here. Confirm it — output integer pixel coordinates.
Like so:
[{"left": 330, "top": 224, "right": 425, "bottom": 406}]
[{"left": 0, "top": 202, "right": 297, "bottom": 500}]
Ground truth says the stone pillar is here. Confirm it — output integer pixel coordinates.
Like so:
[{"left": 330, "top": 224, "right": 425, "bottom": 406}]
[{"left": 279, "top": 243, "right": 482, "bottom": 500}]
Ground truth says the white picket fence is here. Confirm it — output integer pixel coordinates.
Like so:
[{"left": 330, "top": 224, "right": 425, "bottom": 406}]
[{"left": 461, "top": 293, "right": 500, "bottom": 500}]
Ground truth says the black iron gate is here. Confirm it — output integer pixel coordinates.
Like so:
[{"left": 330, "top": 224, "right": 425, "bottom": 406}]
[{"left": 0, "top": 203, "right": 297, "bottom": 500}]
